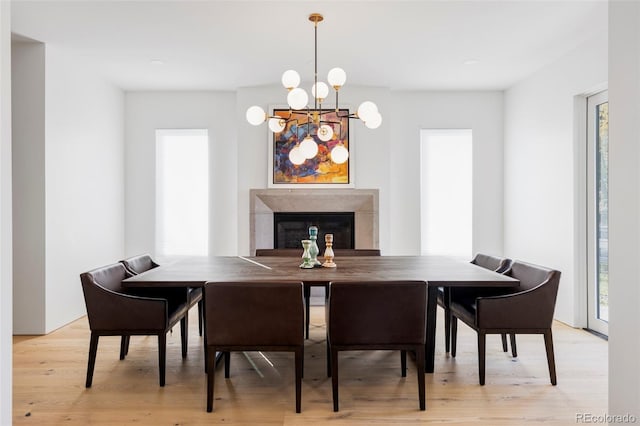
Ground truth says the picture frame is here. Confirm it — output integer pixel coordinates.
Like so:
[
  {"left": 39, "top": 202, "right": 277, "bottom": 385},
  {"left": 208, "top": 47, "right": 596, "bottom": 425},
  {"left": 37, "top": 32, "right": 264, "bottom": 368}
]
[{"left": 268, "top": 107, "right": 353, "bottom": 188}]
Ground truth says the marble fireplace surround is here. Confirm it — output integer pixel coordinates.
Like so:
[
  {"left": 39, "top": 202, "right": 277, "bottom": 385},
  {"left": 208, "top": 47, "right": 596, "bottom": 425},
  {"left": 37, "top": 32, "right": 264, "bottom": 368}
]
[{"left": 249, "top": 188, "right": 379, "bottom": 255}]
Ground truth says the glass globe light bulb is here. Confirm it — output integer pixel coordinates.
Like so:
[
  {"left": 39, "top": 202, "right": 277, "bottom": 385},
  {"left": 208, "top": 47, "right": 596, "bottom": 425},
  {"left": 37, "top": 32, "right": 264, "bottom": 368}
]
[
  {"left": 268, "top": 117, "right": 286, "bottom": 133},
  {"left": 281, "top": 70, "right": 300, "bottom": 90},
  {"left": 318, "top": 124, "right": 334, "bottom": 142},
  {"left": 365, "top": 112, "right": 382, "bottom": 129},
  {"left": 299, "top": 135, "right": 319, "bottom": 159},
  {"left": 289, "top": 145, "right": 306, "bottom": 165},
  {"left": 312, "top": 82, "right": 329, "bottom": 100},
  {"left": 357, "top": 101, "right": 378, "bottom": 122},
  {"left": 327, "top": 67, "right": 347, "bottom": 88},
  {"left": 287, "top": 88, "right": 308, "bottom": 110},
  {"left": 330, "top": 143, "right": 349, "bottom": 164},
  {"left": 246, "top": 105, "right": 266, "bottom": 126}
]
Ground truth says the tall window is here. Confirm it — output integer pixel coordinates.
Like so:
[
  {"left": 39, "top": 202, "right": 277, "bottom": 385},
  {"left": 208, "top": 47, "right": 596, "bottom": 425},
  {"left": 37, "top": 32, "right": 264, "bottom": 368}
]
[
  {"left": 156, "top": 129, "right": 209, "bottom": 258},
  {"left": 587, "top": 91, "right": 608, "bottom": 335},
  {"left": 420, "top": 129, "right": 472, "bottom": 258}
]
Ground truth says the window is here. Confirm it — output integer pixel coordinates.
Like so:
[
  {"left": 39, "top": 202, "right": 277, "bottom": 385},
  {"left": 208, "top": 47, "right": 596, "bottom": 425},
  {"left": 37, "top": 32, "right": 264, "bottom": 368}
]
[
  {"left": 155, "top": 129, "right": 209, "bottom": 258},
  {"left": 420, "top": 129, "right": 473, "bottom": 258},
  {"left": 586, "top": 91, "right": 608, "bottom": 335}
]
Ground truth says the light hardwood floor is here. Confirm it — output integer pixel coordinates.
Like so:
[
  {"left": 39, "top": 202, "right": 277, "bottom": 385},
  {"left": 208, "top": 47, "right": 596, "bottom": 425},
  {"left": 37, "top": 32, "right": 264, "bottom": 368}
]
[{"left": 13, "top": 306, "right": 607, "bottom": 425}]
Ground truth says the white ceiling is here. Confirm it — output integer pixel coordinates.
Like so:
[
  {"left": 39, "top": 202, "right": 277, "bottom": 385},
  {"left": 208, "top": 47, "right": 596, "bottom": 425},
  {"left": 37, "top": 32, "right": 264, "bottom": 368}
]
[{"left": 11, "top": 0, "right": 607, "bottom": 91}]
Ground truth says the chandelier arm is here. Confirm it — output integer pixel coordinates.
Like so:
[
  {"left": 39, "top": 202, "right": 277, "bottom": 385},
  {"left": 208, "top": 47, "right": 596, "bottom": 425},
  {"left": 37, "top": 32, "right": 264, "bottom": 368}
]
[
  {"left": 319, "top": 119, "right": 341, "bottom": 125},
  {"left": 268, "top": 111, "right": 298, "bottom": 126},
  {"left": 335, "top": 110, "right": 357, "bottom": 119}
]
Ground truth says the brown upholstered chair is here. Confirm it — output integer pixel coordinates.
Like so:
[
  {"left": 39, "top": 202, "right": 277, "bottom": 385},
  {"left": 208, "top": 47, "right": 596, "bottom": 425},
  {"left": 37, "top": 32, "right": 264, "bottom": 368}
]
[
  {"left": 80, "top": 263, "right": 189, "bottom": 387},
  {"left": 326, "top": 280, "right": 427, "bottom": 411},
  {"left": 437, "top": 254, "right": 512, "bottom": 353},
  {"left": 121, "top": 254, "right": 204, "bottom": 337},
  {"left": 450, "top": 260, "right": 561, "bottom": 385},
  {"left": 204, "top": 281, "right": 305, "bottom": 413},
  {"left": 255, "top": 248, "right": 381, "bottom": 339}
]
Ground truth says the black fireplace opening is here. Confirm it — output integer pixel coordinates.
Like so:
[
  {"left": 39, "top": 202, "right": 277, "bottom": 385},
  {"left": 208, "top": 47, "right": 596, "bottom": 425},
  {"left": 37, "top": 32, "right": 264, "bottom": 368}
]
[{"left": 274, "top": 212, "right": 355, "bottom": 251}]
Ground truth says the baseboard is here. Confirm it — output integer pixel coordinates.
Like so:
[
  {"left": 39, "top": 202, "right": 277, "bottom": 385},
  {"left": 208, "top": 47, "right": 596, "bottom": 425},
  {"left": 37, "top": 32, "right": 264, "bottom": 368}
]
[{"left": 583, "top": 328, "right": 608, "bottom": 341}]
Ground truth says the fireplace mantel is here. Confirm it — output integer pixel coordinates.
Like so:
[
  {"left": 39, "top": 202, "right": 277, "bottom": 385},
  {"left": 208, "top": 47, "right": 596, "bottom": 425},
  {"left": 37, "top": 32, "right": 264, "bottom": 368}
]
[{"left": 249, "top": 188, "right": 379, "bottom": 255}]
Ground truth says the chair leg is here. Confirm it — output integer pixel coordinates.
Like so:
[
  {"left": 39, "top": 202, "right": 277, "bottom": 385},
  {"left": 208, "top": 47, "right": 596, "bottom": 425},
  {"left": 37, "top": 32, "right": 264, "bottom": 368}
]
[
  {"left": 510, "top": 334, "right": 518, "bottom": 358},
  {"left": 451, "top": 316, "right": 458, "bottom": 358},
  {"left": 203, "top": 338, "right": 208, "bottom": 373},
  {"left": 158, "top": 334, "right": 167, "bottom": 386},
  {"left": 304, "top": 285, "right": 311, "bottom": 339},
  {"left": 401, "top": 350, "right": 407, "bottom": 377},
  {"left": 198, "top": 300, "right": 203, "bottom": 337},
  {"left": 295, "top": 347, "right": 303, "bottom": 413},
  {"left": 206, "top": 347, "right": 216, "bottom": 412},
  {"left": 501, "top": 334, "right": 508, "bottom": 352},
  {"left": 544, "top": 330, "right": 557, "bottom": 385},
  {"left": 331, "top": 349, "right": 339, "bottom": 412},
  {"left": 119, "top": 336, "right": 128, "bottom": 360},
  {"left": 416, "top": 345, "right": 426, "bottom": 411},
  {"left": 224, "top": 351, "right": 231, "bottom": 378},
  {"left": 326, "top": 338, "right": 331, "bottom": 377},
  {"left": 125, "top": 335, "right": 130, "bottom": 355},
  {"left": 203, "top": 321, "right": 209, "bottom": 373},
  {"left": 86, "top": 333, "right": 99, "bottom": 388},
  {"left": 444, "top": 307, "right": 451, "bottom": 353},
  {"left": 478, "top": 331, "right": 486, "bottom": 386},
  {"left": 444, "top": 288, "right": 451, "bottom": 353},
  {"left": 180, "top": 312, "right": 189, "bottom": 359}
]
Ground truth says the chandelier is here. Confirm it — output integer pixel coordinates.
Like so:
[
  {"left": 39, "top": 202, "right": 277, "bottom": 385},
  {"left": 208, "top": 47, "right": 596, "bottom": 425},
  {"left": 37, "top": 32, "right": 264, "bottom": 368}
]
[{"left": 245, "top": 13, "right": 382, "bottom": 166}]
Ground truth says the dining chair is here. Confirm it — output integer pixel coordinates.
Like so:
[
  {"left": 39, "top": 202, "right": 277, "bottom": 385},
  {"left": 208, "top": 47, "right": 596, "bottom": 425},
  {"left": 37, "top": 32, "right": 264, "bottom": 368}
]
[
  {"left": 255, "top": 248, "right": 381, "bottom": 339},
  {"left": 204, "top": 281, "right": 305, "bottom": 413},
  {"left": 437, "top": 253, "right": 512, "bottom": 353},
  {"left": 80, "top": 263, "right": 189, "bottom": 387},
  {"left": 326, "top": 280, "right": 427, "bottom": 411},
  {"left": 450, "top": 260, "right": 561, "bottom": 385},
  {"left": 120, "top": 254, "right": 204, "bottom": 337}
]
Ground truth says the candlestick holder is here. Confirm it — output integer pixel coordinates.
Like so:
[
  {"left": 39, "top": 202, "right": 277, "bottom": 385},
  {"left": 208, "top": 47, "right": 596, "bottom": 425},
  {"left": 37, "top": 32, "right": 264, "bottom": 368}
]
[
  {"left": 308, "top": 226, "right": 322, "bottom": 266},
  {"left": 300, "top": 239, "right": 315, "bottom": 269},
  {"left": 322, "top": 233, "right": 337, "bottom": 268}
]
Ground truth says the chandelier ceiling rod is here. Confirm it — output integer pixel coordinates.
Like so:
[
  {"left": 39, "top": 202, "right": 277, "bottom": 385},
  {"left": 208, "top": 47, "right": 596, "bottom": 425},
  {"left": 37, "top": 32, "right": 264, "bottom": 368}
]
[{"left": 312, "top": 13, "right": 320, "bottom": 113}]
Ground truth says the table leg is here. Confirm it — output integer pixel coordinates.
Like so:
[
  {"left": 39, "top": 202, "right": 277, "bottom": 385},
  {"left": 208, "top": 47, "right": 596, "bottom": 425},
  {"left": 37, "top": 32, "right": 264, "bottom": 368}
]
[
  {"left": 425, "top": 285, "right": 438, "bottom": 373},
  {"left": 304, "top": 284, "right": 311, "bottom": 339}
]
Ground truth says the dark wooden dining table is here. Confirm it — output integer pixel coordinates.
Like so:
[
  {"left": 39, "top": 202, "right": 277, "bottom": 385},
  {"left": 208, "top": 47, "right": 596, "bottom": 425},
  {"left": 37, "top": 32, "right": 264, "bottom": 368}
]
[{"left": 122, "top": 255, "right": 519, "bottom": 373}]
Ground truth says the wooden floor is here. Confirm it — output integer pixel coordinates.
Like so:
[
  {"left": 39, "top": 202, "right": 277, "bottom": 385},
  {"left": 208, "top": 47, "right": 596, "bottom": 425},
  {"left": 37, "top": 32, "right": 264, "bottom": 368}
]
[{"left": 13, "top": 306, "right": 607, "bottom": 425}]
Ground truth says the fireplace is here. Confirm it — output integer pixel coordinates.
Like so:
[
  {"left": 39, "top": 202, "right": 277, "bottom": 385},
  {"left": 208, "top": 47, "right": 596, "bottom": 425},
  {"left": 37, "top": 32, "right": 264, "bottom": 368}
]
[
  {"left": 274, "top": 212, "right": 355, "bottom": 250},
  {"left": 250, "top": 188, "right": 379, "bottom": 255}
]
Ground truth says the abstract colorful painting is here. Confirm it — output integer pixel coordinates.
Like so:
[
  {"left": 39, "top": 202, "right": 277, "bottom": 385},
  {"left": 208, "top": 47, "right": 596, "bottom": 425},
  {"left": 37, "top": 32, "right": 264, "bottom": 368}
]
[{"left": 270, "top": 108, "right": 351, "bottom": 186}]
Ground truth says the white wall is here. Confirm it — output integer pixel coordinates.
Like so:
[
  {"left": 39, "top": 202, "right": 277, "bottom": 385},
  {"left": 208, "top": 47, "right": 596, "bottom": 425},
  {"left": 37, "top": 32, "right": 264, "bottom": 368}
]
[
  {"left": 0, "top": 0, "right": 12, "bottom": 422},
  {"left": 389, "top": 91, "right": 504, "bottom": 256},
  {"left": 124, "top": 91, "right": 237, "bottom": 258},
  {"left": 12, "top": 39, "right": 46, "bottom": 334},
  {"left": 44, "top": 45, "right": 125, "bottom": 332},
  {"left": 608, "top": 0, "right": 640, "bottom": 416},
  {"left": 503, "top": 33, "right": 607, "bottom": 326},
  {"left": 132, "top": 88, "right": 502, "bottom": 257},
  {"left": 236, "top": 84, "right": 392, "bottom": 255},
  {"left": 11, "top": 42, "right": 125, "bottom": 334}
]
